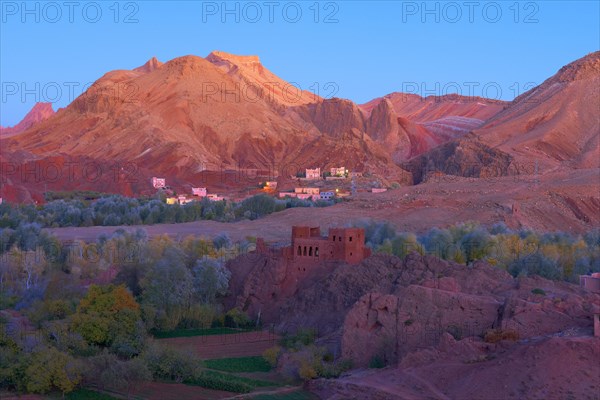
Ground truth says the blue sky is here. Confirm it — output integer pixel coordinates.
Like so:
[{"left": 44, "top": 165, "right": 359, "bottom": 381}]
[{"left": 1, "top": 0, "right": 599, "bottom": 125}]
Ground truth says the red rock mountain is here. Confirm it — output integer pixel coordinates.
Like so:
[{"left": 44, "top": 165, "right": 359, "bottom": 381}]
[
  {"left": 359, "top": 93, "right": 508, "bottom": 161},
  {"left": 0, "top": 51, "right": 597, "bottom": 200},
  {"left": 404, "top": 51, "right": 600, "bottom": 182},
  {"left": 0, "top": 102, "right": 55, "bottom": 138},
  {"left": 361, "top": 92, "right": 506, "bottom": 122},
  {"left": 476, "top": 51, "right": 600, "bottom": 169},
  {"left": 0, "top": 53, "right": 411, "bottom": 200}
]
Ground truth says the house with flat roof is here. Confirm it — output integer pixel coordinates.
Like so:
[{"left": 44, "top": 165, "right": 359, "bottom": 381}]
[
  {"left": 152, "top": 177, "right": 166, "bottom": 189},
  {"left": 305, "top": 168, "right": 321, "bottom": 180}
]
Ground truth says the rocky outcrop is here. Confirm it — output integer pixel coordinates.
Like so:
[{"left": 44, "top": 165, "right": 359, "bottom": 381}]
[
  {"left": 0, "top": 102, "right": 55, "bottom": 138},
  {"left": 342, "top": 288, "right": 503, "bottom": 366},
  {"left": 402, "top": 136, "right": 514, "bottom": 184},
  {"left": 133, "top": 56, "right": 163, "bottom": 73},
  {"left": 311, "top": 333, "right": 600, "bottom": 400},
  {"left": 227, "top": 251, "right": 599, "bottom": 372}
]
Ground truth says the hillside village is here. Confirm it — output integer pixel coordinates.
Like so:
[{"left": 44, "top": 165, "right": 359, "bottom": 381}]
[{"left": 153, "top": 166, "right": 389, "bottom": 205}]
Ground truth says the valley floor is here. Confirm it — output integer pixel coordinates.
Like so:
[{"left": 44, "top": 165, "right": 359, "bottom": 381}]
[{"left": 46, "top": 170, "right": 600, "bottom": 244}]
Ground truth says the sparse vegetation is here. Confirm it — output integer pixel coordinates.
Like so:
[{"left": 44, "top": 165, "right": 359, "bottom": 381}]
[
  {"left": 464, "top": 354, "right": 496, "bottom": 364},
  {"left": 263, "top": 346, "right": 283, "bottom": 367},
  {"left": 279, "top": 329, "right": 316, "bottom": 350},
  {"left": 354, "top": 221, "right": 600, "bottom": 283},
  {"left": 284, "top": 346, "right": 352, "bottom": 381},
  {"left": 531, "top": 288, "right": 546, "bottom": 295},
  {"left": 484, "top": 329, "right": 520, "bottom": 343},
  {"left": 368, "top": 355, "right": 386, "bottom": 369},
  {"left": 0, "top": 193, "right": 332, "bottom": 229},
  {"left": 446, "top": 325, "right": 463, "bottom": 340}
]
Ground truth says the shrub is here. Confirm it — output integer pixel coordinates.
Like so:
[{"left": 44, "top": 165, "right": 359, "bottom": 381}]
[
  {"left": 531, "top": 288, "right": 546, "bottom": 296},
  {"left": 178, "top": 304, "right": 217, "bottom": 329},
  {"left": 508, "top": 253, "right": 563, "bottom": 280},
  {"left": 279, "top": 345, "right": 352, "bottom": 381},
  {"left": 355, "top": 220, "right": 397, "bottom": 248},
  {"left": 224, "top": 308, "right": 252, "bottom": 328},
  {"left": 446, "top": 324, "right": 463, "bottom": 340},
  {"left": 212, "top": 233, "right": 232, "bottom": 250},
  {"left": 263, "top": 346, "right": 282, "bottom": 367},
  {"left": 141, "top": 342, "right": 199, "bottom": 383},
  {"left": 368, "top": 355, "right": 386, "bottom": 369},
  {"left": 280, "top": 328, "right": 316, "bottom": 349},
  {"left": 236, "top": 195, "right": 279, "bottom": 220},
  {"left": 484, "top": 329, "right": 519, "bottom": 343},
  {"left": 391, "top": 233, "right": 422, "bottom": 258},
  {"left": 298, "top": 362, "right": 317, "bottom": 381}
]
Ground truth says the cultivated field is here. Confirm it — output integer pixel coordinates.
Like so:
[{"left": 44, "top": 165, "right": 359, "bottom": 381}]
[{"left": 158, "top": 331, "right": 279, "bottom": 359}]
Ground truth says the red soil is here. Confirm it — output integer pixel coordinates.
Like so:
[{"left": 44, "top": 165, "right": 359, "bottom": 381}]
[{"left": 158, "top": 331, "right": 279, "bottom": 359}]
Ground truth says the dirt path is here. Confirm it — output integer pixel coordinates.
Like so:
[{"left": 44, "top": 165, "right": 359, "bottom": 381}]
[
  {"left": 128, "top": 381, "right": 233, "bottom": 400},
  {"left": 223, "top": 386, "right": 307, "bottom": 399}
]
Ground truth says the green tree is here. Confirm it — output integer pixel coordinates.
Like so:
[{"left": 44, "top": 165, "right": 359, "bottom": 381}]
[
  {"left": 192, "top": 259, "right": 231, "bottom": 303},
  {"left": 140, "top": 247, "right": 193, "bottom": 331},
  {"left": 71, "top": 284, "right": 141, "bottom": 346},
  {"left": 25, "top": 347, "right": 81, "bottom": 396}
]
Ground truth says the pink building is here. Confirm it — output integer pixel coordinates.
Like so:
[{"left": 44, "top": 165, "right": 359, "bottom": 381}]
[
  {"left": 580, "top": 273, "right": 600, "bottom": 293},
  {"left": 152, "top": 177, "right": 166, "bottom": 189},
  {"left": 207, "top": 194, "right": 224, "bottom": 202},
  {"left": 305, "top": 168, "right": 321, "bottom": 180},
  {"left": 295, "top": 187, "right": 320, "bottom": 195},
  {"left": 296, "top": 193, "right": 319, "bottom": 201},
  {"left": 192, "top": 187, "right": 207, "bottom": 197},
  {"left": 177, "top": 195, "right": 194, "bottom": 205},
  {"left": 330, "top": 167, "right": 346, "bottom": 177},
  {"left": 372, "top": 188, "right": 387, "bottom": 193}
]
